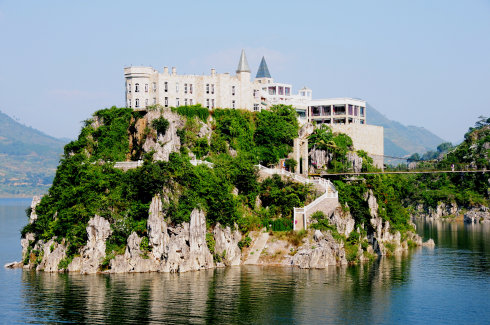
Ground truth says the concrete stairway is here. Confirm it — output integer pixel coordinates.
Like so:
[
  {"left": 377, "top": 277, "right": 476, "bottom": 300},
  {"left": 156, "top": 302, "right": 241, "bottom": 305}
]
[{"left": 243, "top": 232, "right": 270, "bottom": 265}]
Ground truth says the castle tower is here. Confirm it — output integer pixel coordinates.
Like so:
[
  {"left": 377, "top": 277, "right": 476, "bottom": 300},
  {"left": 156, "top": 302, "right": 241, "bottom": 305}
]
[
  {"left": 255, "top": 56, "right": 273, "bottom": 84},
  {"left": 236, "top": 49, "right": 252, "bottom": 109}
]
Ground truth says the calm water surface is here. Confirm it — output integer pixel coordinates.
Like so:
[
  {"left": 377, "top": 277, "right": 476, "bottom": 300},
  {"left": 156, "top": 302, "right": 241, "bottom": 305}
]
[{"left": 1, "top": 198, "right": 489, "bottom": 324}]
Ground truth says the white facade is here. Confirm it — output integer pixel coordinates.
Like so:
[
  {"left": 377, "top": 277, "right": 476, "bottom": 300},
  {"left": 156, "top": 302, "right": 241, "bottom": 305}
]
[
  {"left": 124, "top": 50, "right": 384, "bottom": 163},
  {"left": 124, "top": 50, "right": 312, "bottom": 115}
]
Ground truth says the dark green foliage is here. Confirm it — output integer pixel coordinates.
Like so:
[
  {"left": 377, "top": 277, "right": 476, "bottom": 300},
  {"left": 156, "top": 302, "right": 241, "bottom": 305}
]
[
  {"left": 238, "top": 235, "right": 252, "bottom": 249},
  {"left": 173, "top": 104, "right": 210, "bottom": 122},
  {"left": 262, "top": 218, "right": 293, "bottom": 231},
  {"left": 308, "top": 124, "right": 358, "bottom": 172},
  {"left": 255, "top": 105, "right": 299, "bottom": 165},
  {"left": 259, "top": 174, "right": 310, "bottom": 218},
  {"left": 151, "top": 116, "right": 169, "bottom": 135},
  {"left": 213, "top": 109, "right": 256, "bottom": 153},
  {"left": 206, "top": 232, "right": 215, "bottom": 254},
  {"left": 285, "top": 158, "right": 297, "bottom": 172}
]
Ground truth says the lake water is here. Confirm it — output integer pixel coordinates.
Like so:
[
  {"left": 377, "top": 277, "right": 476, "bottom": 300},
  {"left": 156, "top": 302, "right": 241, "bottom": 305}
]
[{"left": 1, "top": 198, "right": 489, "bottom": 324}]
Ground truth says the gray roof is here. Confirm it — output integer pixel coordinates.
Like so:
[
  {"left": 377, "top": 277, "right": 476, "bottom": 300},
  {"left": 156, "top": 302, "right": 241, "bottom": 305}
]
[
  {"left": 236, "top": 49, "right": 250, "bottom": 73},
  {"left": 256, "top": 56, "right": 271, "bottom": 78}
]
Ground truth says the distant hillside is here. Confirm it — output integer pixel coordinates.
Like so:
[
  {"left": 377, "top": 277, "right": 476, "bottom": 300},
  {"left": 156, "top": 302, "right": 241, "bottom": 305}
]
[
  {"left": 367, "top": 104, "right": 446, "bottom": 157},
  {"left": 0, "top": 111, "right": 66, "bottom": 197}
]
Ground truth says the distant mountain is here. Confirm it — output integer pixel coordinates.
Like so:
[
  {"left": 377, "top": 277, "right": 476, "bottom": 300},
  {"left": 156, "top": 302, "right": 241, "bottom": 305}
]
[
  {"left": 367, "top": 104, "right": 446, "bottom": 157},
  {"left": 0, "top": 111, "right": 67, "bottom": 197}
]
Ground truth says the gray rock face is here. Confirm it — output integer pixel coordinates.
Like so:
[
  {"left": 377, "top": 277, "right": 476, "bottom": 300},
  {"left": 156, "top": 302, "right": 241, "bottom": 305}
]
[
  {"left": 309, "top": 149, "right": 330, "bottom": 170},
  {"left": 29, "top": 195, "right": 42, "bottom": 224},
  {"left": 291, "top": 231, "right": 347, "bottom": 268},
  {"left": 74, "top": 215, "right": 112, "bottom": 274},
  {"left": 143, "top": 109, "right": 185, "bottom": 162},
  {"left": 110, "top": 232, "right": 158, "bottom": 273},
  {"left": 329, "top": 207, "right": 355, "bottom": 237},
  {"left": 464, "top": 206, "right": 490, "bottom": 223},
  {"left": 213, "top": 223, "right": 242, "bottom": 266},
  {"left": 347, "top": 152, "right": 363, "bottom": 173},
  {"left": 147, "top": 195, "right": 169, "bottom": 260},
  {"left": 161, "top": 208, "right": 214, "bottom": 273},
  {"left": 37, "top": 239, "right": 67, "bottom": 272},
  {"left": 414, "top": 202, "right": 461, "bottom": 220}
]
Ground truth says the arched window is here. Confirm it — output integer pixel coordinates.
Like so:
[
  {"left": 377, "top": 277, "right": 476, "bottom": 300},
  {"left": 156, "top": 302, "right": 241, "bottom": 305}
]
[
  {"left": 135, "top": 98, "right": 140, "bottom": 107},
  {"left": 135, "top": 83, "right": 140, "bottom": 92}
]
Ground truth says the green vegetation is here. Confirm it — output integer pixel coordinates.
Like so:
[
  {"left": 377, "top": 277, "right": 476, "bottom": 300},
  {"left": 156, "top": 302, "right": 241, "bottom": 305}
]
[
  {"left": 151, "top": 116, "right": 169, "bottom": 136},
  {"left": 22, "top": 105, "right": 312, "bottom": 264}
]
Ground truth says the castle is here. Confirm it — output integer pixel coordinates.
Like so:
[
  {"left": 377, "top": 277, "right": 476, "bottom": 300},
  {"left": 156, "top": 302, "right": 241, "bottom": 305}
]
[{"left": 124, "top": 50, "right": 383, "bottom": 167}]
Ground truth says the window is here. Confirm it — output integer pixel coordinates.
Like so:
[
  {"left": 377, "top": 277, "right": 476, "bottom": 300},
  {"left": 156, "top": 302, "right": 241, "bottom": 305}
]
[
  {"left": 145, "top": 84, "right": 148, "bottom": 92},
  {"left": 176, "top": 98, "right": 180, "bottom": 107},
  {"left": 135, "top": 83, "right": 140, "bottom": 92},
  {"left": 128, "top": 83, "right": 131, "bottom": 93},
  {"left": 184, "top": 83, "right": 188, "bottom": 94},
  {"left": 232, "top": 86, "right": 235, "bottom": 96},
  {"left": 206, "top": 99, "right": 210, "bottom": 108},
  {"left": 189, "top": 99, "right": 193, "bottom": 105},
  {"left": 128, "top": 99, "right": 131, "bottom": 108},
  {"left": 268, "top": 86, "right": 276, "bottom": 95},
  {"left": 232, "top": 100, "right": 236, "bottom": 109},
  {"left": 176, "top": 83, "right": 179, "bottom": 92},
  {"left": 145, "top": 99, "right": 148, "bottom": 106},
  {"left": 184, "top": 98, "right": 188, "bottom": 106},
  {"left": 164, "top": 97, "right": 168, "bottom": 107},
  {"left": 152, "top": 82, "right": 156, "bottom": 92},
  {"left": 360, "top": 107, "right": 365, "bottom": 116},
  {"left": 135, "top": 98, "right": 140, "bottom": 107},
  {"left": 285, "top": 87, "right": 290, "bottom": 96},
  {"left": 211, "top": 99, "right": 215, "bottom": 108},
  {"left": 253, "top": 89, "right": 257, "bottom": 97},
  {"left": 189, "top": 84, "right": 193, "bottom": 94},
  {"left": 254, "top": 104, "right": 259, "bottom": 111},
  {"left": 211, "top": 84, "right": 214, "bottom": 94},
  {"left": 153, "top": 97, "right": 156, "bottom": 105},
  {"left": 164, "top": 82, "right": 168, "bottom": 92},
  {"left": 348, "top": 105, "right": 353, "bottom": 115},
  {"left": 354, "top": 106, "right": 358, "bottom": 116},
  {"left": 206, "top": 84, "right": 209, "bottom": 94},
  {"left": 278, "top": 86, "right": 284, "bottom": 95}
]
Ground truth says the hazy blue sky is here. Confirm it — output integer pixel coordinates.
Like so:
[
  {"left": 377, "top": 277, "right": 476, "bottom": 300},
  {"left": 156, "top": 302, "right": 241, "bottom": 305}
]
[{"left": 0, "top": 0, "right": 489, "bottom": 143}]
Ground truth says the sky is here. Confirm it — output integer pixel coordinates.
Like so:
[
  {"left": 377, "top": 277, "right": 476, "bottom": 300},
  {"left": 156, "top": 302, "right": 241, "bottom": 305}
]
[{"left": 0, "top": 0, "right": 489, "bottom": 143}]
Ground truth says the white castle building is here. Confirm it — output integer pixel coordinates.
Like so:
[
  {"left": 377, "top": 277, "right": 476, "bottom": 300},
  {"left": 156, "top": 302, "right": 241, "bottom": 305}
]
[{"left": 124, "top": 50, "right": 384, "bottom": 167}]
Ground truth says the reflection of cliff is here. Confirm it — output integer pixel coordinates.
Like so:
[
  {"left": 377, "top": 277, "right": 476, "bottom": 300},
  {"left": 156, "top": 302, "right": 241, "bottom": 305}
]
[
  {"left": 20, "top": 254, "right": 416, "bottom": 323},
  {"left": 291, "top": 253, "right": 414, "bottom": 323},
  {"left": 415, "top": 219, "right": 490, "bottom": 275}
]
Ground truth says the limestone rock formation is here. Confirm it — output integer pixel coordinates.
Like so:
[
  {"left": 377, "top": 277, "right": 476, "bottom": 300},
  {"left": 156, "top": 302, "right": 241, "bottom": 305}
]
[
  {"left": 143, "top": 109, "right": 185, "bottom": 161},
  {"left": 36, "top": 239, "right": 67, "bottom": 272},
  {"left": 291, "top": 230, "right": 347, "bottom": 268},
  {"left": 413, "top": 202, "right": 461, "bottom": 220},
  {"left": 213, "top": 223, "right": 242, "bottom": 266},
  {"left": 161, "top": 208, "right": 214, "bottom": 273},
  {"left": 29, "top": 195, "right": 42, "bottom": 224},
  {"left": 347, "top": 152, "right": 363, "bottom": 173},
  {"left": 147, "top": 195, "right": 169, "bottom": 260},
  {"left": 329, "top": 207, "right": 355, "bottom": 237},
  {"left": 110, "top": 232, "right": 158, "bottom": 273},
  {"left": 69, "top": 215, "right": 112, "bottom": 274},
  {"left": 464, "top": 206, "right": 490, "bottom": 223}
]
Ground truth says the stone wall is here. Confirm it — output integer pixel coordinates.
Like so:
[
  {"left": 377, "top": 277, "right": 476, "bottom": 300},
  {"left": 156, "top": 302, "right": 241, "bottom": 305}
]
[{"left": 330, "top": 124, "right": 384, "bottom": 169}]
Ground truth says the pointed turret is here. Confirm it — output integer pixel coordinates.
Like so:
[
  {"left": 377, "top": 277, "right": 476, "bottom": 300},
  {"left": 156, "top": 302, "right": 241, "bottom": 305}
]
[
  {"left": 256, "top": 56, "right": 271, "bottom": 78},
  {"left": 236, "top": 49, "right": 250, "bottom": 73}
]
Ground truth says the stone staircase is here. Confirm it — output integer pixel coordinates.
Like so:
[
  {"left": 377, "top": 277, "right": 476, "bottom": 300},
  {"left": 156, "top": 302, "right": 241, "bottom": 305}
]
[
  {"left": 243, "top": 232, "right": 270, "bottom": 265},
  {"left": 256, "top": 164, "right": 339, "bottom": 231}
]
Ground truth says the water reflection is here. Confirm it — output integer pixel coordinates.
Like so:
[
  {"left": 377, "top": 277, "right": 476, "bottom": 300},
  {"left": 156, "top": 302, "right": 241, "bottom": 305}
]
[{"left": 20, "top": 252, "right": 417, "bottom": 324}]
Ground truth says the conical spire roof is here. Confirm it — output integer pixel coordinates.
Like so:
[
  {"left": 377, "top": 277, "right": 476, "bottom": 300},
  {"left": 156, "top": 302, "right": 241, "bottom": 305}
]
[
  {"left": 236, "top": 49, "right": 250, "bottom": 73},
  {"left": 256, "top": 56, "right": 271, "bottom": 78}
]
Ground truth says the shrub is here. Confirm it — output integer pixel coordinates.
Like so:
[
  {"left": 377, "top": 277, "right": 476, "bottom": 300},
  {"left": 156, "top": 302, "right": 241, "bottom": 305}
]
[{"left": 151, "top": 116, "right": 169, "bottom": 136}]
